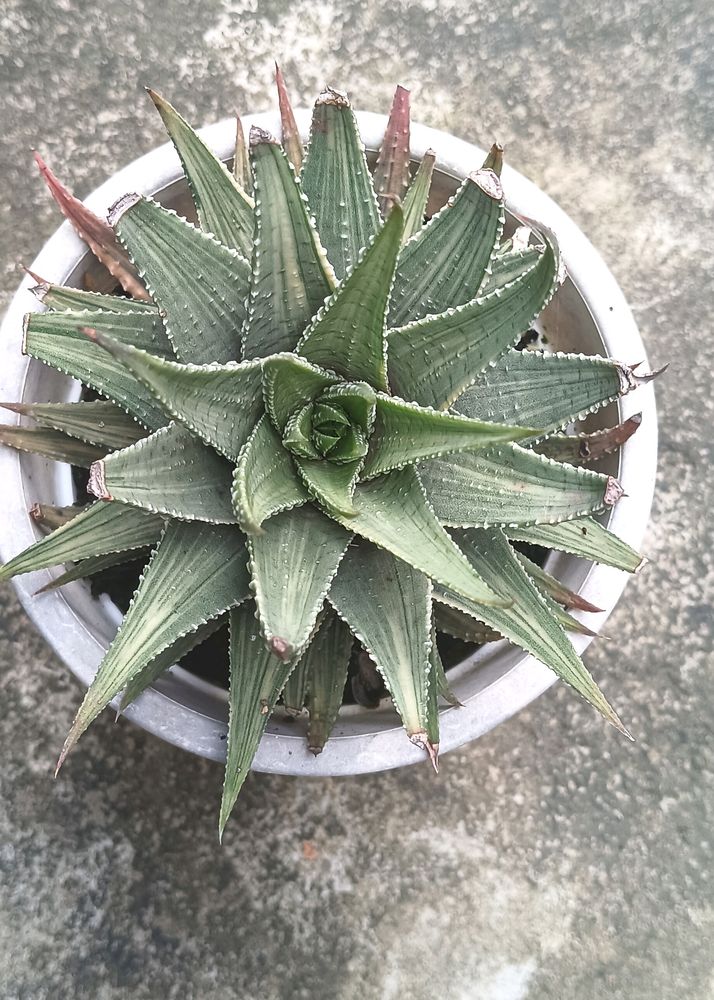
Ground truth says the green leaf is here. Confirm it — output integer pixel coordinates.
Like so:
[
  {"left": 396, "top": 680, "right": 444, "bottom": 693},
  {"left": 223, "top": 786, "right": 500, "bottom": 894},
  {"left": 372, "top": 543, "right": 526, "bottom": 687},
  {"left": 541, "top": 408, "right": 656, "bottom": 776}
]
[
  {"left": 300, "top": 87, "right": 380, "bottom": 280},
  {"left": 91, "top": 422, "right": 237, "bottom": 523},
  {"left": 31, "top": 279, "right": 158, "bottom": 314},
  {"left": 532, "top": 414, "right": 642, "bottom": 465},
  {"left": 119, "top": 616, "right": 226, "bottom": 712},
  {"left": 0, "top": 501, "right": 163, "bottom": 582},
  {"left": 282, "top": 644, "right": 311, "bottom": 715},
  {"left": 305, "top": 611, "right": 354, "bottom": 754},
  {"left": 432, "top": 602, "right": 501, "bottom": 644},
  {"left": 0, "top": 424, "right": 105, "bottom": 468},
  {"left": 329, "top": 464, "right": 507, "bottom": 607},
  {"left": 294, "top": 457, "right": 361, "bottom": 518},
  {"left": 148, "top": 89, "right": 254, "bottom": 256},
  {"left": 35, "top": 548, "right": 151, "bottom": 595},
  {"left": 1, "top": 400, "right": 145, "bottom": 451},
  {"left": 401, "top": 149, "right": 435, "bottom": 244},
  {"left": 298, "top": 205, "right": 403, "bottom": 391},
  {"left": 506, "top": 517, "right": 644, "bottom": 573},
  {"left": 242, "top": 130, "right": 334, "bottom": 360},
  {"left": 23, "top": 322, "right": 170, "bottom": 431},
  {"left": 219, "top": 602, "right": 293, "bottom": 837},
  {"left": 441, "top": 528, "right": 630, "bottom": 735},
  {"left": 87, "top": 331, "right": 264, "bottom": 461},
  {"left": 262, "top": 353, "right": 339, "bottom": 432},
  {"left": 329, "top": 542, "right": 437, "bottom": 764},
  {"left": 248, "top": 504, "right": 351, "bottom": 661},
  {"left": 362, "top": 393, "right": 536, "bottom": 479},
  {"left": 388, "top": 228, "right": 560, "bottom": 409},
  {"left": 34, "top": 152, "right": 149, "bottom": 301},
  {"left": 455, "top": 350, "right": 654, "bottom": 436},
  {"left": 373, "top": 85, "right": 411, "bottom": 217},
  {"left": 421, "top": 443, "right": 623, "bottom": 527},
  {"left": 111, "top": 194, "right": 250, "bottom": 364},
  {"left": 232, "top": 415, "right": 309, "bottom": 534},
  {"left": 479, "top": 245, "right": 542, "bottom": 295},
  {"left": 389, "top": 169, "right": 504, "bottom": 327},
  {"left": 275, "top": 64, "right": 304, "bottom": 171},
  {"left": 58, "top": 520, "right": 250, "bottom": 771},
  {"left": 430, "top": 625, "right": 461, "bottom": 708},
  {"left": 514, "top": 552, "right": 604, "bottom": 613},
  {"left": 25, "top": 306, "right": 173, "bottom": 357}
]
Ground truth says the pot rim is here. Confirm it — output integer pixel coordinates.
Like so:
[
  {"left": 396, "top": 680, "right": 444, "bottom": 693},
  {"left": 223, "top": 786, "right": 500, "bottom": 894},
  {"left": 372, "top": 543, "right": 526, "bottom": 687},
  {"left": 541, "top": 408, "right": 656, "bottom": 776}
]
[{"left": 0, "top": 109, "right": 658, "bottom": 776}]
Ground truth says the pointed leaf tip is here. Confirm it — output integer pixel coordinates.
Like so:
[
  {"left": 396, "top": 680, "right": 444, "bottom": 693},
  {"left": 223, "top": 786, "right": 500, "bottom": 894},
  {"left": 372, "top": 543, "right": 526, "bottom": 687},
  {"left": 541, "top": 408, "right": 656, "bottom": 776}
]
[
  {"left": 409, "top": 731, "right": 440, "bottom": 772},
  {"left": 604, "top": 476, "right": 625, "bottom": 507},
  {"left": 250, "top": 124, "right": 278, "bottom": 147},
  {"left": 470, "top": 167, "right": 503, "bottom": 201},
  {"left": 274, "top": 63, "right": 304, "bottom": 171}
]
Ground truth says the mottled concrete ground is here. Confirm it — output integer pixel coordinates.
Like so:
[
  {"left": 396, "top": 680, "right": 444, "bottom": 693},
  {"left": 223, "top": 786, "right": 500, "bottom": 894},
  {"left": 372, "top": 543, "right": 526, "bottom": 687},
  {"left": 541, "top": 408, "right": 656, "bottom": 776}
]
[{"left": 1, "top": 1, "right": 712, "bottom": 998}]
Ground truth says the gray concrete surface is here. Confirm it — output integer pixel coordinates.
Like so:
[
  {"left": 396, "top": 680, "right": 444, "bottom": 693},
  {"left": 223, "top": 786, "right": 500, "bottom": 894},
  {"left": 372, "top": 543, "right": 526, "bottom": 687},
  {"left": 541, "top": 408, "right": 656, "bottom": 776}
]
[{"left": 1, "top": 1, "right": 712, "bottom": 997}]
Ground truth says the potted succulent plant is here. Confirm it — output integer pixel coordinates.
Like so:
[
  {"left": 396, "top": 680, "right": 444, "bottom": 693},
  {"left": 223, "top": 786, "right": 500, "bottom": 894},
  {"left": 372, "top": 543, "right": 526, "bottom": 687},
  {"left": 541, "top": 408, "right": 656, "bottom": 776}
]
[{"left": 0, "top": 69, "right": 659, "bottom": 835}]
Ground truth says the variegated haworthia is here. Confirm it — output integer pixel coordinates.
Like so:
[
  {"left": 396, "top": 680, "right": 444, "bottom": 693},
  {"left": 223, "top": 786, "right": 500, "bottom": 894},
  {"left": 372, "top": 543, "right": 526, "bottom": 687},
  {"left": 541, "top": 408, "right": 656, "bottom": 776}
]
[{"left": 1, "top": 67, "right": 660, "bottom": 836}]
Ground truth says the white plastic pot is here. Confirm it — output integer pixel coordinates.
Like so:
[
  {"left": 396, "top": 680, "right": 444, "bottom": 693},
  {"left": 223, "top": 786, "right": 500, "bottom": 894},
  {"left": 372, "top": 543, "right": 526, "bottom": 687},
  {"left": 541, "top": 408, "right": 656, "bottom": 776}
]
[{"left": 0, "top": 110, "right": 658, "bottom": 775}]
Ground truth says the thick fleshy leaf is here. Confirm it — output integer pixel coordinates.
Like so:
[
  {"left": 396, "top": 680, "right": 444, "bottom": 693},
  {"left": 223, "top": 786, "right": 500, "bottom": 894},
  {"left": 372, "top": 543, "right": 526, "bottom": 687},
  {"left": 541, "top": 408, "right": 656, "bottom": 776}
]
[
  {"left": 219, "top": 602, "right": 293, "bottom": 837},
  {"left": 388, "top": 228, "right": 560, "bottom": 409},
  {"left": 148, "top": 89, "right": 254, "bottom": 256},
  {"left": 34, "top": 153, "right": 148, "bottom": 300},
  {"left": 0, "top": 424, "right": 105, "bottom": 467},
  {"left": 433, "top": 603, "right": 501, "bottom": 644},
  {"left": 479, "top": 244, "right": 543, "bottom": 295},
  {"left": 248, "top": 504, "right": 351, "bottom": 661},
  {"left": 87, "top": 331, "right": 264, "bottom": 460},
  {"left": 305, "top": 611, "right": 354, "bottom": 754},
  {"left": 25, "top": 307, "right": 172, "bottom": 357},
  {"left": 23, "top": 321, "right": 169, "bottom": 431},
  {"left": 441, "top": 528, "right": 629, "bottom": 735},
  {"left": 481, "top": 142, "right": 504, "bottom": 175},
  {"left": 275, "top": 64, "right": 304, "bottom": 171},
  {"left": 300, "top": 87, "right": 380, "bottom": 280},
  {"left": 35, "top": 548, "right": 150, "bottom": 595},
  {"left": 329, "top": 542, "right": 437, "bottom": 764},
  {"left": 373, "top": 85, "right": 411, "bottom": 216},
  {"left": 455, "top": 350, "right": 657, "bottom": 435},
  {"left": 242, "top": 130, "right": 334, "bottom": 360},
  {"left": 282, "top": 645, "right": 311, "bottom": 715},
  {"left": 233, "top": 115, "right": 251, "bottom": 191},
  {"left": 421, "top": 443, "right": 623, "bottom": 527},
  {"left": 389, "top": 169, "right": 504, "bottom": 327},
  {"left": 119, "top": 616, "right": 225, "bottom": 712},
  {"left": 515, "top": 552, "right": 604, "bottom": 612},
  {"left": 362, "top": 394, "right": 535, "bottom": 479},
  {"left": 1, "top": 400, "right": 145, "bottom": 451},
  {"left": 329, "top": 464, "right": 506, "bottom": 607},
  {"left": 298, "top": 206, "right": 403, "bottom": 391},
  {"left": 262, "top": 353, "right": 338, "bottom": 432},
  {"left": 533, "top": 414, "right": 642, "bottom": 465},
  {"left": 401, "top": 149, "right": 435, "bottom": 244},
  {"left": 507, "top": 517, "right": 644, "bottom": 573},
  {"left": 57, "top": 520, "right": 250, "bottom": 770},
  {"left": 0, "top": 501, "right": 163, "bottom": 582},
  {"left": 30, "top": 278, "right": 158, "bottom": 314},
  {"left": 294, "top": 457, "right": 361, "bottom": 518},
  {"left": 232, "top": 415, "right": 309, "bottom": 533},
  {"left": 90, "top": 422, "right": 237, "bottom": 523},
  {"left": 111, "top": 194, "right": 250, "bottom": 364}
]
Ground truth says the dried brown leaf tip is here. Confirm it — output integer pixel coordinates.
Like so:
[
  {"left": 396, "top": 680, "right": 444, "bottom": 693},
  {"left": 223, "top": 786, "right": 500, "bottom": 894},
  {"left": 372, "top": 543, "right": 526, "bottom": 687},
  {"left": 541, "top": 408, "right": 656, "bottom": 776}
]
[
  {"left": 275, "top": 63, "right": 303, "bottom": 171},
  {"left": 249, "top": 125, "right": 279, "bottom": 148},
  {"left": 33, "top": 152, "right": 149, "bottom": 301}
]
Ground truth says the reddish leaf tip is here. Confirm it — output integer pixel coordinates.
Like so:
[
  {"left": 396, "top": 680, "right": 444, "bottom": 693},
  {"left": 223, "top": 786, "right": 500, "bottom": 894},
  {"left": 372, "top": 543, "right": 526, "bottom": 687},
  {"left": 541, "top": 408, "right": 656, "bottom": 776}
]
[{"left": 269, "top": 636, "right": 293, "bottom": 661}]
